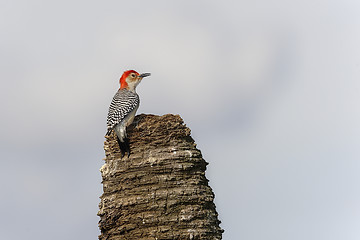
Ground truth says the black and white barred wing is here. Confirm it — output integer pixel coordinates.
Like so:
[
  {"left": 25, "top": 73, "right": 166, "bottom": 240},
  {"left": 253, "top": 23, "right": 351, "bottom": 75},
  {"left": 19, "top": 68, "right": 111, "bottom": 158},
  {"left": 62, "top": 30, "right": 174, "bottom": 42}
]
[{"left": 106, "top": 89, "right": 139, "bottom": 136}]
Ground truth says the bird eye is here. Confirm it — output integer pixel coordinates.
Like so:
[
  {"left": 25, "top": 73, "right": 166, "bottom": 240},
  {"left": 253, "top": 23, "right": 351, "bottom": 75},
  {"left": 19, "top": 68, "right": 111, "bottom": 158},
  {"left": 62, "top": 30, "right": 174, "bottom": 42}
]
[{"left": 131, "top": 74, "right": 136, "bottom": 77}]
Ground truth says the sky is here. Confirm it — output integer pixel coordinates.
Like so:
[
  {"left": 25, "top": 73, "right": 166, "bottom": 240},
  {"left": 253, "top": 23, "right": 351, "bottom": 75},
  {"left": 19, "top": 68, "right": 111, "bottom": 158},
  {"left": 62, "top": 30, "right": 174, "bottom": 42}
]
[{"left": 1, "top": 0, "right": 360, "bottom": 239}]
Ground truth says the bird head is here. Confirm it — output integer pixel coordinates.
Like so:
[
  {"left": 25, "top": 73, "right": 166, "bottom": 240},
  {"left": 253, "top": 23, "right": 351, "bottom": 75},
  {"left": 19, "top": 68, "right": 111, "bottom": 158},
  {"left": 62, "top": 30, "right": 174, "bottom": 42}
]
[{"left": 119, "top": 70, "right": 151, "bottom": 92}]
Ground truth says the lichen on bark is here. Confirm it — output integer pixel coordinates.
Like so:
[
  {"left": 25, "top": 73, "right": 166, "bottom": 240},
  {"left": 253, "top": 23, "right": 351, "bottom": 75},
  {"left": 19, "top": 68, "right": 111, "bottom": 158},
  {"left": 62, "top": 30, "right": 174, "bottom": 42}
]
[{"left": 98, "top": 114, "right": 223, "bottom": 240}]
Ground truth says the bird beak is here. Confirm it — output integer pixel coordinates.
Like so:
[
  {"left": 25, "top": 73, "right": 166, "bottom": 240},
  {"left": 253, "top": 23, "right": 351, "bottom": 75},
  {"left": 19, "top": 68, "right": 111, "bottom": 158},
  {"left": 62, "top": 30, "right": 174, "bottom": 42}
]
[{"left": 139, "top": 73, "right": 151, "bottom": 78}]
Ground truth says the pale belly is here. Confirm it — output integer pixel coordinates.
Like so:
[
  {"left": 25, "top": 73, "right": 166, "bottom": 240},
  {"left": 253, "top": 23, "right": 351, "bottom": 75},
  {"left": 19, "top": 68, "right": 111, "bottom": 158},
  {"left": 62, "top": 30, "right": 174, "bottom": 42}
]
[{"left": 125, "top": 105, "right": 139, "bottom": 127}]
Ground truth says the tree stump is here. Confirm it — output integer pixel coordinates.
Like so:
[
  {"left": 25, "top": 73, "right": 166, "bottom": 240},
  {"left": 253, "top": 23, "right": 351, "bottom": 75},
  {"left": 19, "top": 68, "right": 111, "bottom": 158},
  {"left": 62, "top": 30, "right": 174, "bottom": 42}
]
[{"left": 98, "top": 114, "right": 223, "bottom": 240}]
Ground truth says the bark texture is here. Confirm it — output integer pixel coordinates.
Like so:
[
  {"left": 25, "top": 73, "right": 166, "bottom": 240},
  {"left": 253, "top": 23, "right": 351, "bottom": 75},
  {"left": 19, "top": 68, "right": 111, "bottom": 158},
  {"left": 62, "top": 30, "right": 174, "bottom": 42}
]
[{"left": 98, "top": 114, "right": 223, "bottom": 240}]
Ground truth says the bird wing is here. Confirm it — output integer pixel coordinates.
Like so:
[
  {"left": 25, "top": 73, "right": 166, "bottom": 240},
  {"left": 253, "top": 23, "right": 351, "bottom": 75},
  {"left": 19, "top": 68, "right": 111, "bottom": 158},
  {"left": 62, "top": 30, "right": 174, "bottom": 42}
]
[{"left": 106, "top": 89, "right": 139, "bottom": 135}]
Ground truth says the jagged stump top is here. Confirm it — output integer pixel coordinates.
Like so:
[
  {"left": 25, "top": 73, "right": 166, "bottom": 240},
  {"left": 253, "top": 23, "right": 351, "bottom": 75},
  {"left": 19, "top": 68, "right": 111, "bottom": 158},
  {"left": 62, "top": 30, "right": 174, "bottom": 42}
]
[{"left": 99, "top": 114, "right": 223, "bottom": 240}]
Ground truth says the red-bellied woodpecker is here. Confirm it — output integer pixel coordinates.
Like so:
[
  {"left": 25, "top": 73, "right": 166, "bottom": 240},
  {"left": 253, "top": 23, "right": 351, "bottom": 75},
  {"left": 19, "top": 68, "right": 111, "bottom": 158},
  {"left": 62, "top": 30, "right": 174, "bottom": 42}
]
[{"left": 106, "top": 70, "right": 151, "bottom": 158}]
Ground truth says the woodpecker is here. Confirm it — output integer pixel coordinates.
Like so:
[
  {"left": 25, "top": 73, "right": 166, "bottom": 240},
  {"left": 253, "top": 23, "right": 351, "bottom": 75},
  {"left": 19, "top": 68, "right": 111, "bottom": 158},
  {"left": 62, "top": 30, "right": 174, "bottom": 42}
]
[{"left": 106, "top": 70, "right": 151, "bottom": 158}]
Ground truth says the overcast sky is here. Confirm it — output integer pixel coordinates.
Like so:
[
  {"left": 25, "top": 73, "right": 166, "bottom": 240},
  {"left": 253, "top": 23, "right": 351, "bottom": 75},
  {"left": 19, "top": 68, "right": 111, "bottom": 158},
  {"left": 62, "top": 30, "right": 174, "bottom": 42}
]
[{"left": 1, "top": 0, "right": 360, "bottom": 239}]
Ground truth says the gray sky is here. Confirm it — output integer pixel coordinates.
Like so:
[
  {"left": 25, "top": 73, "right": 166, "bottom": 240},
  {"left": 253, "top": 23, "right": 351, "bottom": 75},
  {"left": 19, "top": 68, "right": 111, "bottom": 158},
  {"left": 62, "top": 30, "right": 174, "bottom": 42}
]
[{"left": 1, "top": 0, "right": 360, "bottom": 239}]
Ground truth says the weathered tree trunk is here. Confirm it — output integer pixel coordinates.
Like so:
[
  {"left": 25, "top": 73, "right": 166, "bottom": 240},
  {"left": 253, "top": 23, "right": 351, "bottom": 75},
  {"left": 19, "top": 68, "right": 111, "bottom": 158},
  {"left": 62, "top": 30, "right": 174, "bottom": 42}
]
[{"left": 98, "top": 114, "right": 223, "bottom": 240}]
